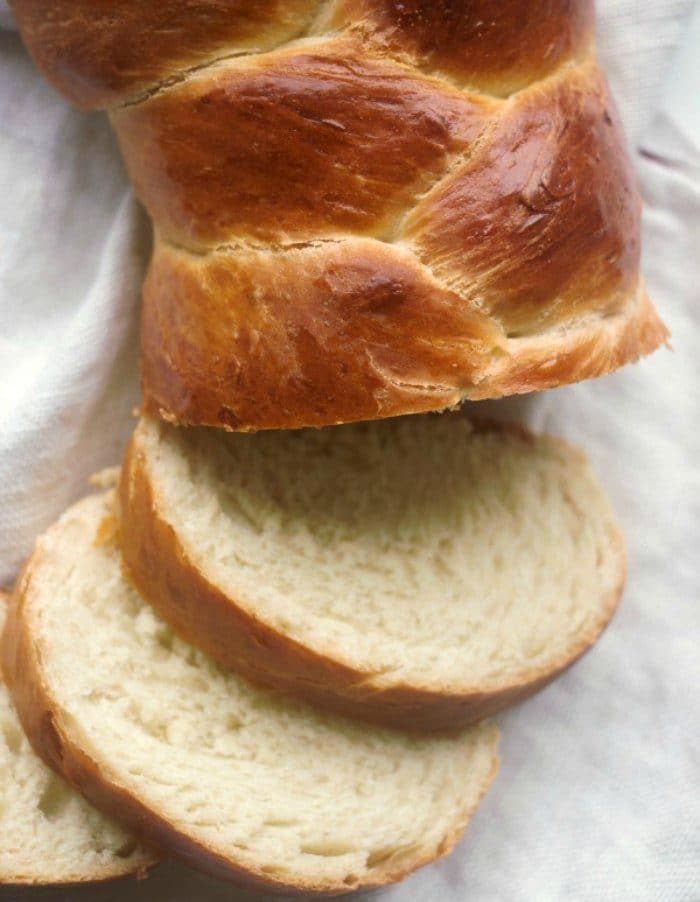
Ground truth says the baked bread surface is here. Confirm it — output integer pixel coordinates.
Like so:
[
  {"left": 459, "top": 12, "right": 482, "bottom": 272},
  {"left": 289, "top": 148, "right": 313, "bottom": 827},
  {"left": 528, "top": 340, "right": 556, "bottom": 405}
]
[{"left": 10, "top": 0, "right": 667, "bottom": 430}]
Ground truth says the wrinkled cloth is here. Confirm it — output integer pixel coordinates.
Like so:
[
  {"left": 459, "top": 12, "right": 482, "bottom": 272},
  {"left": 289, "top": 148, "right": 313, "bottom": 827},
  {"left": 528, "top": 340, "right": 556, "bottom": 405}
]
[{"left": 0, "top": 2, "right": 698, "bottom": 900}]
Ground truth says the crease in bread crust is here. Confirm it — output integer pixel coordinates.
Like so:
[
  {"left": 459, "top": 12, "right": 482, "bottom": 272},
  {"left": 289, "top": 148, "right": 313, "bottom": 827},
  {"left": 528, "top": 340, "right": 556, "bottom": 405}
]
[
  {"left": 0, "top": 593, "right": 157, "bottom": 886},
  {"left": 119, "top": 414, "right": 626, "bottom": 731},
  {"left": 138, "top": 237, "right": 666, "bottom": 433},
  {"left": 1, "top": 495, "right": 499, "bottom": 895},
  {"left": 120, "top": 31, "right": 666, "bottom": 432}
]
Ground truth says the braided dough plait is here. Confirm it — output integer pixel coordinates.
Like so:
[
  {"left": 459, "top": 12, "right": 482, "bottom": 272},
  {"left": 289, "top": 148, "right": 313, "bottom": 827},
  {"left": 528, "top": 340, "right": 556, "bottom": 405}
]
[
  {"left": 2, "top": 493, "right": 498, "bottom": 895},
  {"left": 9, "top": 0, "right": 595, "bottom": 108},
  {"left": 10, "top": 0, "right": 667, "bottom": 430}
]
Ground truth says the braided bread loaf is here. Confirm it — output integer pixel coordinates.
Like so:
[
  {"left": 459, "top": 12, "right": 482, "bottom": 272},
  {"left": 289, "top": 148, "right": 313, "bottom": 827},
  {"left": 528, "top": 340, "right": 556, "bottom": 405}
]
[{"left": 11, "top": 1, "right": 667, "bottom": 430}]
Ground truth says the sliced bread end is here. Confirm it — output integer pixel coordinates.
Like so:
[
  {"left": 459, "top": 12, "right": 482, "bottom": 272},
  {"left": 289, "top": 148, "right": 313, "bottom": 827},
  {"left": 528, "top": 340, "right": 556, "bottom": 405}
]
[{"left": 120, "top": 414, "right": 625, "bottom": 731}]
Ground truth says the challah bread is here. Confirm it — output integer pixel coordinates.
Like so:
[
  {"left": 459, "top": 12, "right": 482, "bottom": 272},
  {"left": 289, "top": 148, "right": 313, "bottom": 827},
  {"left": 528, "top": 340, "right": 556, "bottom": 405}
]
[
  {"left": 9, "top": 0, "right": 593, "bottom": 109},
  {"left": 2, "top": 491, "right": 499, "bottom": 895},
  {"left": 11, "top": 1, "right": 667, "bottom": 431},
  {"left": 7, "top": 0, "right": 322, "bottom": 110},
  {"left": 120, "top": 414, "right": 625, "bottom": 731},
  {"left": 0, "top": 594, "right": 156, "bottom": 885}
]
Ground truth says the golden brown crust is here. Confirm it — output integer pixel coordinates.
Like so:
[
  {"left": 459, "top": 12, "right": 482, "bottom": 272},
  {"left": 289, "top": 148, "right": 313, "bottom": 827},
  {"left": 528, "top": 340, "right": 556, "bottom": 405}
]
[
  {"left": 2, "top": 538, "right": 498, "bottom": 895},
  {"left": 0, "top": 866, "right": 151, "bottom": 887},
  {"left": 139, "top": 238, "right": 504, "bottom": 430},
  {"left": 327, "top": 0, "right": 594, "bottom": 94},
  {"left": 140, "top": 235, "right": 666, "bottom": 431},
  {"left": 8, "top": 0, "right": 320, "bottom": 110},
  {"left": 404, "top": 62, "right": 641, "bottom": 335},
  {"left": 11, "top": 0, "right": 594, "bottom": 109},
  {"left": 0, "top": 869, "right": 151, "bottom": 887},
  {"left": 12, "top": 3, "right": 667, "bottom": 429},
  {"left": 118, "top": 417, "right": 626, "bottom": 731},
  {"left": 119, "top": 48, "right": 666, "bottom": 432},
  {"left": 469, "top": 287, "right": 667, "bottom": 399},
  {"left": 111, "top": 39, "right": 493, "bottom": 248}
]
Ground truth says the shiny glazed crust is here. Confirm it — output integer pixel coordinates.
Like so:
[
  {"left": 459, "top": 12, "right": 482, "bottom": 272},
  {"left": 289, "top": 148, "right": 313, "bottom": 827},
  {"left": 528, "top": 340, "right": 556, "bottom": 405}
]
[
  {"left": 10, "top": 0, "right": 594, "bottom": 109},
  {"left": 139, "top": 240, "right": 664, "bottom": 431},
  {"left": 7, "top": 0, "right": 323, "bottom": 110},
  {"left": 1, "top": 548, "right": 498, "bottom": 896},
  {"left": 118, "top": 418, "right": 626, "bottom": 731},
  {"left": 10, "top": 0, "right": 667, "bottom": 430}
]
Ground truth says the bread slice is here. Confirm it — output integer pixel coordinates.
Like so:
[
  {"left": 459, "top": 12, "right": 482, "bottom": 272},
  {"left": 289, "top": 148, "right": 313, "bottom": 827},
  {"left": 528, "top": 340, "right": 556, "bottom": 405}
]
[
  {"left": 0, "top": 593, "right": 155, "bottom": 885},
  {"left": 121, "top": 414, "right": 625, "bottom": 731},
  {"left": 1, "top": 492, "right": 499, "bottom": 896}
]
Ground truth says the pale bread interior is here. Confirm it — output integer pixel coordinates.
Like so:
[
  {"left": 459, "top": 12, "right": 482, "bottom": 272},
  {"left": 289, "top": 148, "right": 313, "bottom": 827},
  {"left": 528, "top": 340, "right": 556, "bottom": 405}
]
[
  {"left": 25, "top": 493, "right": 498, "bottom": 891},
  {"left": 137, "top": 414, "right": 624, "bottom": 692},
  {"left": 0, "top": 603, "right": 152, "bottom": 884}
]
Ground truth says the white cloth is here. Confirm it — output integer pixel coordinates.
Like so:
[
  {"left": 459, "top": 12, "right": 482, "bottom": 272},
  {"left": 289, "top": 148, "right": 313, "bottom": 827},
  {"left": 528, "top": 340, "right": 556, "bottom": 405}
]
[{"left": 0, "top": 3, "right": 698, "bottom": 900}]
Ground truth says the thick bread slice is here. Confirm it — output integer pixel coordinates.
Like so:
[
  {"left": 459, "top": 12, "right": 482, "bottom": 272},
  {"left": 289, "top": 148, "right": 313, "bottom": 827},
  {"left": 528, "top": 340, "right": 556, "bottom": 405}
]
[
  {"left": 1, "top": 494, "right": 499, "bottom": 896},
  {"left": 121, "top": 414, "right": 625, "bottom": 731},
  {"left": 0, "top": 593, "right": 155, "bottom": 885}
]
